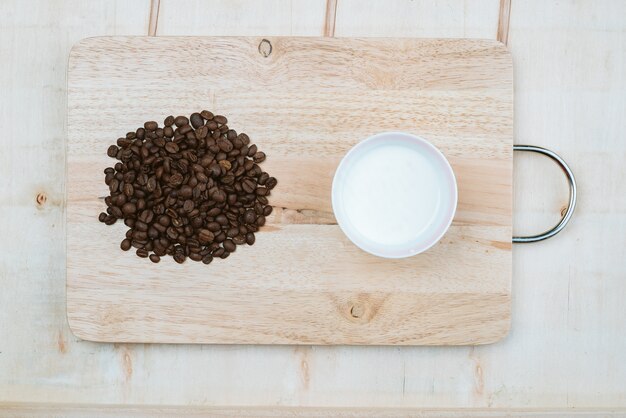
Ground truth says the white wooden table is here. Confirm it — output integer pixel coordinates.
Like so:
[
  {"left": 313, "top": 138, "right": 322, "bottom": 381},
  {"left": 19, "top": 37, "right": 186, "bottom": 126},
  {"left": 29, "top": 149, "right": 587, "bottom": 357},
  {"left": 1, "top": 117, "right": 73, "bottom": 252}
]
[{"left": 1, "top": 0, "right": 624, "bottom": 415}]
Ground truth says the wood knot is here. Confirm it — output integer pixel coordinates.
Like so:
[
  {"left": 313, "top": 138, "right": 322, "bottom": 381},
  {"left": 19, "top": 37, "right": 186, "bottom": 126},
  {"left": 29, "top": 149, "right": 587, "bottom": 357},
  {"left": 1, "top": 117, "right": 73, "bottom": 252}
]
[
  {"left": 350, "top": 304, "right": 365, "bottom": 319},
  {"left": 36, "top": 192, "right": 47, "bottom": 206},
  {"left": 258, "top": 39, "right": 272, "bottom": 57}
]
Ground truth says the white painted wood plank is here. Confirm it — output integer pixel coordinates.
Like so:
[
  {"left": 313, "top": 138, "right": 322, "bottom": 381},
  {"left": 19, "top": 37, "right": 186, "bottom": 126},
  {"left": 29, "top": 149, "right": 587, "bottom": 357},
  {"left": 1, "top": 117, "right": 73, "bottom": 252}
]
[
  {"left": 335, "top": 0, "right": 500, "bottom": 38},
  {"left": 157, "top": 0, "right": 327, "bottom": 36}
]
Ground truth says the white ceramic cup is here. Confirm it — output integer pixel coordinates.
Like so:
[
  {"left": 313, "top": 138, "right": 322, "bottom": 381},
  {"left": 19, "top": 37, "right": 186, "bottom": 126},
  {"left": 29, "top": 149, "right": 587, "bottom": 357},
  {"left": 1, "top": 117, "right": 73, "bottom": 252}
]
[{"left": 331, "top": 132, "right": 457, "bottom": 258}]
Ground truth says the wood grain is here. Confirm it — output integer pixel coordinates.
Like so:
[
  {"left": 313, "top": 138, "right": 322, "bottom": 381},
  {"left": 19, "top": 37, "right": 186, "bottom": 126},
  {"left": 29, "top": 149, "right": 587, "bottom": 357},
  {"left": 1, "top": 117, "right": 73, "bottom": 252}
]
[{"left": 66, "top": 36, "right": 513, "bottom": 345}]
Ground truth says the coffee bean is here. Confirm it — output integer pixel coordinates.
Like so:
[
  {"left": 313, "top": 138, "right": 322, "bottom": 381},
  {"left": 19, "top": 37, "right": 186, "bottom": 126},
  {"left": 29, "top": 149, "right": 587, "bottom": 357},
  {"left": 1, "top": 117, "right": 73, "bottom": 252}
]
[
  {"left": 165, "top": 142, "right": 179, "bottom": 154},
  {"left": 174, "top": 116, "right": 189, "bottom": 127},
  {"left": 110, "top": 206, "right": 123, "bottom": 218},
  {"left": 217, "top": 139, "right": 233, "bottom": 152},
  {"left": 173, "top": 252, "right": 186, "bottom": 264},
  {"left": 223, "top": 239, "right": 236, "bottom": 252},
  {"left": 164, "top": 115, "right": 175, "bottom": 126},
  {"left": 123, "top": 183, "right": 134, "bottom": 197},
  {"left": 213, "top": 247, "right": 225, "bottom": 257},
  {"left": 243, "top": 209, "right": 256, "bottom": 224},
  {"left": 258, "top": 172, "right": 269, "bottom": 185},
  {"left": 107, "top": 145, "right": 119, "bottom": 158},
  {"left": 144, "top": 121, "right": 158, "bottom": 131},
  {"left": 202, "top": 254, "right": 213, "bottom": 264},
  {"left": 242, "top": 178, "right": 256, "bottom": 194},
  {"left": 136, "top": 248, "right": 149, "bottom": 258},
  {"left": 214, "top": 232, "right": 226, "bottom": 243},
  {"left": 253, "top": 152, "right": 266, "bottom": 163},
  {"left": 188, "top": 112, "right": 203, "bottom": 129},
  {"left": 233, "top": 235, "right": 246, "bottom": 245},
  {"left": 120, "top": 239, "right": 132, "bottom": 251},
  {"left": 245, "top": 232, "right": 255, "bottom": 245},
  {"left": 200, "top": 110, "right": 213, "bottom": 120},
  {"left": 218, "top": 159, "right": 232, "bottom": 171},
  {"left": 98, "top": 212, "right": 107, "bottom": 222},
  {"left": 139, "top": 209, "right": 154, "bottom": 224},
  {"left": 257, "top": 215, "right": 266, "bottom": 226},
  {"left": 198, "top": 229, "right": 215, "bottom": 244},
  {"left": 263, "top": 205, "right": 273, "bottom": 216},
  {"left": 265, "top": 177, "right": 277, "bottom": 190},
  {"left": 122, "top": 202, "right": 136, "bottom": 215},
  {"left": 149, "top": 254, "right": 160, "bottom": 263},
  {"left": 214, "top": 115, "right": 227, "bottom": 125}
]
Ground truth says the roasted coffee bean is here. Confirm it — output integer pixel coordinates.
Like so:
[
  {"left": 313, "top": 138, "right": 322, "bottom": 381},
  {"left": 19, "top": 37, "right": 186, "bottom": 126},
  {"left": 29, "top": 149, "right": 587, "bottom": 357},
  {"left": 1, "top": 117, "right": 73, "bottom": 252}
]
[
  {"left": 138, "top": 209, "right": 154, "bottom": 224},
  {"left": 243, "top": 209, "right": 256, "bottom": 224},
  {"left": 253, "top": 152, "right": 266, "bottom": 163},
  {"left": 110, "top": 206, "right": 123, "bottom": 218},
  {"left": 200, "top": 110, "right": 214, "bottom": 120},
  {"left": 217, "top": 139, "right": 233, "bottom": 152},
  {"left": 164, "top": 142, "right": 179, "bottom": 154},
  {"left": 120, "top": 239, "right": 132, "bottom": 251},
  {"left": 174, "top": 115, "right": 189, "bottom": 127},
  {"left": 265, "top": 177, "right": 278, "bottom": 190},
  {"left": 207, "top": 222, "right": 221, "bottom": 232},
  {"left": 107, "top": 145, "right": 119, "bottom": 158},
  {"left": 189, "top": 112, "right": 203, "bottom": 128},
  {"left": 100, "top": 112, "right": 276, "bottom": 263},
  {"left": 214, "top": 231, "right": 226, "bottom": 243},
  {"left": 258, "top": 172, "right": 269, "bottom": 185},
  {"left": 233, "top": 235, "right": 247, "bottom": 245},
  {"left": 123, "top": 183, "right": 134, "bottom": 197},
  {"left": 242, "top": 178, "right": 256, "bottom": 194},
  {"left": 198, "top": 229, "right": 214, "bottom": 244},
  {"left": 223, "top": 239, "right": 236, "bottom": 253},
  {"left": 122, "top": 202, "right": 136, "bottom": 215}
]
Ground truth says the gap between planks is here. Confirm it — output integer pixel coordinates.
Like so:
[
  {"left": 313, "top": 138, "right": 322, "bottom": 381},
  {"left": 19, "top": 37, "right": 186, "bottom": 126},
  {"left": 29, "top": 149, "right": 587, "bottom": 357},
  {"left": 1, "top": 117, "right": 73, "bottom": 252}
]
[
  {"left": 497, "top": 0, "right": 512, "bottom": 45},
  {"left": 148, "top": 0, "right": 160, "bottom": 36},
  {"left": 324, "top": 0, "right": 338, "bottom": 37}
]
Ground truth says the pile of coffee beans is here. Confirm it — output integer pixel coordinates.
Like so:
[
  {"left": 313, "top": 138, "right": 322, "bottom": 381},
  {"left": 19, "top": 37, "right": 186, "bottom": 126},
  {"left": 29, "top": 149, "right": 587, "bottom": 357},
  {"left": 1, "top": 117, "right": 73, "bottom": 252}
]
[{"left": 98, "top": 111, "right": 277, "bottom": 264}]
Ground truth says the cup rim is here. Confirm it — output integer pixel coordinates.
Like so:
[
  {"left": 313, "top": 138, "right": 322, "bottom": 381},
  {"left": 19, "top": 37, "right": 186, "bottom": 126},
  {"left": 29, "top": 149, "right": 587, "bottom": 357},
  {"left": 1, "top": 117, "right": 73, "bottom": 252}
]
[{"left": 331, "top": 131, "right": 458, "bottom": 258}]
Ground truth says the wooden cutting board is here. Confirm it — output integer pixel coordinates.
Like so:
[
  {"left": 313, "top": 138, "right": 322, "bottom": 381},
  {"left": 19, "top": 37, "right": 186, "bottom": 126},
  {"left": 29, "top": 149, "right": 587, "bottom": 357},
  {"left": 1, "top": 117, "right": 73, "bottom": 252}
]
[{"left": 66, "top": 37, "right": 513, "bottom": 345}]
